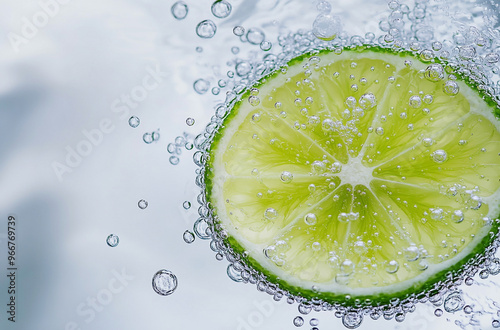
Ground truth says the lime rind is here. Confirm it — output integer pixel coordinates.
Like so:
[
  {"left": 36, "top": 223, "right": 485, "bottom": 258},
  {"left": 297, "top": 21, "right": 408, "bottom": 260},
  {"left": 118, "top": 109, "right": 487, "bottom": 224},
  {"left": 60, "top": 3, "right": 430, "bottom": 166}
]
[{"left": 200, "top": 45, "right": 500, "bottom": 308}]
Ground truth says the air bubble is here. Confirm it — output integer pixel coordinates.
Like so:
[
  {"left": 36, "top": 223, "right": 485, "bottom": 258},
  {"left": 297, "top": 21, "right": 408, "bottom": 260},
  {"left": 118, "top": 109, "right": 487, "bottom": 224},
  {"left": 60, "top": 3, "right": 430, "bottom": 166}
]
[
  {"left": 293, "top": 316, "right": 304, "bottom": 327},
  {"left": 193, "top": 79, "right": 210, "bottom": 94},
  {"left": 451, "top": 210, "right": 464, "bottom": 223},
  {"left": 138, "top": 199, "right": 148, "bottom": 209},
  {"left": 196, "top": 20, "right": 217, "bottom": 39},
  {"left": 183, "top": 201, "right": 191, "bottom": 209},
  {"left": 171, "top": 1, "right": 188, "bottom": 20},
  {"left": 304, "top": 213, "right": 317, "bottom": 226},
  {"left": 169, "top": 156, "right": 180, "bottom": 165},
  {"left": 375, "top": 127, "right": 384, "bottom": 135},
  {"left": 459, "top": 45, "right": 476, "bottom": 59},
  {"left": 343, "top": 312, "right": 363, "bottom": 329},
  {"left": 310, "top": 318, "right": 319, "bottom": 326},
  {"left": 235, "top": 61, "right": 252, "bottom": 77},
  {"left": 246, "top": 28, "right": 265, "bottom": 45},
  {"left": 444, "top": 291, "right": 464, "bottom": 313},
  {"left": 106, "top": 234, "right": 119, "bottom": 247},
  {"left": 186, "top": 117, "right": 195, "bottom": 126},
  {"left": 260, "top": 41, "right": 272, "bottom": 51},
  {"left": 280, "top": 171, "right": 293, "bottom": 183},
  {"left": 340, "top": 259, "right": 354, "bottom": 275},
  {"left": 311, "top": 160, "right": 326, "bottom": 175},
  {"left": 143, "top": 133, "right": 153, "bottom": 144},
  {"left": 313, "top": 14, "right": 342, "bottom": 41},
  {"left": 405, "top": 246, "right": 420, "bottom": 261},
  {"left": 443, "top": 80, "right": 459, "bottom": 95},
  {"left": 422, "top": 138, "right": 433, "bottom": 147},
  {"left": 431, "top": 149, "right": 447, "bottom": 163},
  {"left": 434, "top": 308, "right": 443, "bottom": 317},
  {"left": 424, "top": 64, "right": 445, "bottom": 82},
  {"left": 264, "top": 208, "right": 278, "bottom": 220},
  {"left": 430, "top": 207, "right": 444, "bottom": 221},
  {"left": 233, "top": 26, "right": 245, "bottom": 36},
  {"left": 359, "top": 93, "right": 377, "bottom": 109},
  {"left": 128, "top": 116, "right": 140, "bottom": 128},
  {"left": 386, "top": 260, "right": 399, "bottom": 273},
  {"left": 409, "top": 95, "right": 422, "bottom": 108},
  {"left": 183, "top": 230, "right": 195, "bottom": 244},
  {"left": 248, "top": 96, "right": 260, "bottom": 106},
  {"left": 211, "top": 0, "right": 232, "bottom": 18},
  {"left": 152, "top": 269, "right": 178, "bottom": 296},
  {"left": 227, "top": 264, "right": 243, "bottom": 282}
]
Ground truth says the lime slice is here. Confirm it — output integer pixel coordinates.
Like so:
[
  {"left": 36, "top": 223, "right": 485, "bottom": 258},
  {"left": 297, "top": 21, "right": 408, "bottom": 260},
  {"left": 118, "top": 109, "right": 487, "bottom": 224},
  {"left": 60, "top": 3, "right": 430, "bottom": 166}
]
[{"left": 205, "top": 47, "right": 500, "bottom": 305}]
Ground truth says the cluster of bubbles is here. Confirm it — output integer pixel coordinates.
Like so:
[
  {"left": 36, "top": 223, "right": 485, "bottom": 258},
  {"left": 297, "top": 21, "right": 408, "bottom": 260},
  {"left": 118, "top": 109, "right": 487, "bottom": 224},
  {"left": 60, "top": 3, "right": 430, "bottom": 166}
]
[
  {"left": 166, "top": 0, "right": 500, "bottom": 328},
  {"left": 166, "top": 132, "right": 194, "bottom": 166},
  {"left": 143, "top": 130, "right": 160, "bottom": 144}
]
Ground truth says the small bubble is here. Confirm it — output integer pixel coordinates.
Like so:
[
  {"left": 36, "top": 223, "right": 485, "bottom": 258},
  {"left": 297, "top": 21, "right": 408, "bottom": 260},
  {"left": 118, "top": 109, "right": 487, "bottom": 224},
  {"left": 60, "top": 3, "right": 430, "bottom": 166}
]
[
  {"left": 425, "top": 64, "right": 445, "bottom": 82},
  {"left": 169, "top": 156, "right": 180, "bottom": 165},
  {"left": 196, "top": 20, "right": 217, "bottom": 39},
  {"left": 359, "top": 93, "right": 377, "bottom": 109},
  {"left": 193, "top": 79, "right": 210, "bottom": 94},
  {"left": 182, "top": 201, "right": 191, "bottom": 209},
  {"left": 422, "top": 138, "right": 433, "bottom": 147},
  {"left": 493, "top": 320, "right": 500, "bottom": 328},
  {"left": 432, "top": 41, "right": 442, "bottom": 51},
  {"left": 152, "top": 131, "right": 160, "bottom": 141},
  {"left": 304, "top": 213, "right": 317, "bottom": 226},
  {"left": 317, "top": 1, "right": 331, "bottom": 13},
  {"left": 171, "top": 1, "right": 188, "bottom": 20},
  {"left": 423, "top": 94, "right": 433, "bottom": 104},
  {"left": 434, "top": 308, "right": 443, "bottom": 317},
  {"left": 431, "top": 149, "right": 447, "bottom": 163},
  {"left": 485, "top": 53, "right": 500, "bottom": 64},
  {"left": 409, "top": 95, "right": 422, "bottom": 108},
  {"left": 444, "top": 292, "right": 465, "bottom": 313},
  {"left": 459, "top": 45, "right": 476, "bottom": 59},
  {"left": 233, "top": 26, "right": 245, "bottom": 36},
  {"left": 463, "top": 305, "right": 473, "bottom": 314},
  {"left": 236, "top": 61, "right": 252, "bottom": 76},
  {"left": 211, "top": 0, "right": 232, "bottom": 19},
  {"left": 313, "top": 14, "right": 342, "bottom": 41},
  {"left": 405, "top": 245, "right": 420, "bottom": 261},
  {"left": 375, "top": 127, "right": 384, "bottom": 135},
  {"left": 195, "top": 46, "right": 203, "bottom": 53},
  {"left": 311, "top": 242, "right": 321, "bottom": 251},
  {"left": 386, "top": 260, "right": 399, "bottom": 273},
  {"left": 343, "top": 312, "right": 363, "bottom": 329},
  {"left": 430, "top": 207, "right": 444, "bottom": 221},
  {"left": 246, "top": 28, "right": 265, "bottom": 45},
  {"left": 138, "top": 199, "right": 148, "bottom": 209},
  {"left": 227, "top": 264, "right": 243, "bottom": 282},
  {"left": 248, "top": 96, "right": 260, "bottom": 106},
  {"left": 143, "top": 133, "right": 153, "bottom": 144},
  {"left": 128, "top": 116, "right": 140, "bottom": 128},
  {"left": 419, "top": 49, "right": 434, "bottom": 62},
  {"left": 106, "top": 234, "right": 119, "bottom": 247},
  {"left": 443, "top": 80, "right": 459, "bottom": 95},
  {"left": 183, "top": 230, "right": 195, "bottom": 244},
  {"left": 280, "top": 171, "right": 293, "bottom": 183},
  {"left": 152, "top": 269, "right": 178, "bottom": 296},
  {"left": 451, "top": 210, "right": 464, "bottom": 223},
  {"left": 264, "top": 208, "right": 278, "bottom": 220},
  {"left": 186, "top": 117, "right": 195, "bottom": 126},
  {"left": 293, "top": 316, "right": 304, "bottom": 327},
  {"left": 260, "top": 41, "right": 272, "bottom": 51}
]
